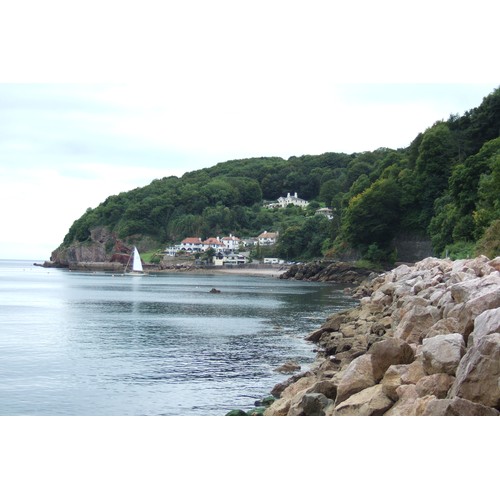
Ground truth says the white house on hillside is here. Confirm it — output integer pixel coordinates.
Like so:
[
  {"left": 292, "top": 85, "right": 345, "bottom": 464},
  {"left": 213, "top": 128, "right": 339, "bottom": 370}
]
[
  {"left": 165, "top": 235, "right": 241, "bottom": 256},
  {"left": 258, "top": 231, "right": 278, "bottom": 246},
  {"left": 221, "top": 234, "right": 241, "bottom": 251},
  {"left": 266, "top": 192, "right": 309, "bottom": 209},
  {"left": 180, "top": 237, "right": 204, "bottom": 252},
  {"left": 203, "top": 237, "right": 225, "bottom": 251},
  {"left": 315, "top": 207, "right": 334, "bottom": 219},
  {"left": 278, "top": 192, "right": 309, "bottom": 208}
]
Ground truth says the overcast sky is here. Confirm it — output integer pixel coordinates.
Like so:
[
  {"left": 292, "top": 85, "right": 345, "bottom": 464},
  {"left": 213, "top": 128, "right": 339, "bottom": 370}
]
[{"left": 0, "top": 1, "right": 498, "bottom": 260}]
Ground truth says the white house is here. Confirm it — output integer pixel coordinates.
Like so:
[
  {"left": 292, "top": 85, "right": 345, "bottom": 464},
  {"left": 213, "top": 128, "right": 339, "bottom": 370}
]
[
  {"left": 221, "top": 234, "right": 241, "bottom": 252},
  {"left": 240, "top": 237, "right": 258, "bottom": 247},
  {"left": 258, "top": 231, "right": 278, "bottom": 246},
  {"left": 266, "top": 192, "right": 309, "bottom": 209},
  {"left": 223, "top": 253, "right": 248, "bottom": 266},
  {"left": 179, "top": 237, "right": 204, "bottom": 253},
  {"left": 164, "top": 246, "right": 179, "bottom": 257},
  {"left": 212, "top": 252, "right": 247, "bottom": 266},
  {"left": 315, "top": 207, "right": 334, "bottom": 219},
  {"left": 203, "top": 237, "right": 225, "bottom": 251}
]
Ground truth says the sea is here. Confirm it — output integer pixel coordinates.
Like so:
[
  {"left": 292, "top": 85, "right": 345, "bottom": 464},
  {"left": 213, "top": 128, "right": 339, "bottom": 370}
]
[{"left": 0, "top": 259, "right": 356, "bottom": 416}]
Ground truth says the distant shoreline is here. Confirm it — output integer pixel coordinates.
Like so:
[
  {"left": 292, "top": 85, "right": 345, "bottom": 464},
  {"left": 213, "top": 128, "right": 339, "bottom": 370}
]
[
  {"left": 37, "top": 259, "right": 289, "bottom": 278},
  {"left": 154, "top": 265, "right": 288, "bottom": 278}
]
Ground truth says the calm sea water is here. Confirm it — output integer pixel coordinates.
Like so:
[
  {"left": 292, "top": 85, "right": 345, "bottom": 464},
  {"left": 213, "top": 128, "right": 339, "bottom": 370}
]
[{"left": 0, "top": 260, "right": 356, "bottom": 416}]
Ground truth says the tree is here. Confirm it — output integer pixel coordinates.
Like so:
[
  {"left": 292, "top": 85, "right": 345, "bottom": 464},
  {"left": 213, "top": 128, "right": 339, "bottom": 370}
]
[
  {"left": 342, "top": 177, "right": 401, "bottom": 251},
  {"left": 474, "top": 154, "right": 500, "bottom": 238},
  {"left": 415, "top": 122, "right": 457, "bottom": 227}
]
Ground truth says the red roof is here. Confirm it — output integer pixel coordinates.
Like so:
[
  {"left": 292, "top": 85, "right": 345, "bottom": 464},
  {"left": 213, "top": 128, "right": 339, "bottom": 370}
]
[
  {"left": 258, "top": 231, "right": 278, "bottom": 239},
  {"left": 203, "top": 238, "right": 223, "bottom": 246},
  {"left": 181, "top": 237, "right": 203, "bottom": 244}
]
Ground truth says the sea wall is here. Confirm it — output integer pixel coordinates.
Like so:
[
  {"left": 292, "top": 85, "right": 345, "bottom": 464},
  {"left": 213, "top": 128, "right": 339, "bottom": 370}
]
[
  {"left": 265, "top": 256, "right": 500, "bottom": 416},
  {"left": 392, "top": 233, "right": 434, "bottom": 262}
]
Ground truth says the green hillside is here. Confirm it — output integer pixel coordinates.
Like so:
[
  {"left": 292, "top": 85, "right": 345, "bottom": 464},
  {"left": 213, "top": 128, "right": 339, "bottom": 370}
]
[{"left": 60, "top": 87, "right": 500, "bottom": 263}]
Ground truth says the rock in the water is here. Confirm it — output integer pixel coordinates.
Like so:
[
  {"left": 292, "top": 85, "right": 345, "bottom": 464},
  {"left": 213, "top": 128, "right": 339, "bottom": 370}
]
[
  {"left": 246, "top": 407, "right": 266, "bottom": 416},
  {"left": 225, "top": 409, "right": 247, "bottom": 416},
  {"left": 274, "top": 360, "right": 301, "bottom": 374}
]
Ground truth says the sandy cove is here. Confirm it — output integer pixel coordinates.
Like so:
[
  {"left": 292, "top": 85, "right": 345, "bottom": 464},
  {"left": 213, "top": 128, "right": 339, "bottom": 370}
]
[{"left": 153, "top": 264, "right": 288, "bottom": 278}]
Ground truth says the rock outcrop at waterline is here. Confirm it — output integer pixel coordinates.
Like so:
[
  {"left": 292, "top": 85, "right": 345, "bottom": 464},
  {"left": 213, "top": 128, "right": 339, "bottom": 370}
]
[
  {"left": 265, "top": 256, "right": 500, "bottom": 416},
  {"left": 46, "top": 227, "right": 153, "bottom": 270},
  {"left": 279, "top": 261, "right": 378, "bottom": 285}
]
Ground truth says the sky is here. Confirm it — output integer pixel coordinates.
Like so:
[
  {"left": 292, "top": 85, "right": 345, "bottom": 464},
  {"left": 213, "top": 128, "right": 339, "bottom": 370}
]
[{"left": 0, "top": 1, "right": 498, "bottom": 260}]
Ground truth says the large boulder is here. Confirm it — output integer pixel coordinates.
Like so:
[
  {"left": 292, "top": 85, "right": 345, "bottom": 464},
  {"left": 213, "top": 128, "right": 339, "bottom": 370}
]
[
  {"left": 265, "top": 374, "right": 318, "bottom": 415},
  {"left": 449, "top": 332, "right": 500, "bottom": 409},
  {"left": 369, "top": 338, "right": 415, "bottom": 382},
  {"left": 335, "top": 354, "right": 376, "bottom": 405},
  {"left": 383, "top": 385, "right": 435, "bottom": 416},
  {"left": 446, "top": 273, "right": 500, "bottom": 338},
  {"left": 415, "top": 373, "right": 455, "bottom": 399},
  {"left": 393, "top": 304, "right": 441, "bottom": 344},
  {"left": 422, "top": 397, "right": 500, "bottom": 416},
  {"left": 288, "top": 393, "right": 334, "bottom": 416},
  {"left": 425, "top": 317, "right": 462, "bottom": 339},
  {"left": 334, "top": 385, "right": 393, "bottom": 416},
  {"left": 270, "top": 371, "right": 313, "bottom": 398},
  {"left": 489, "top": 257, "right": 500, "bottom": 272},
  {"left": 471, "top": 307, "right": 500, "bottom": 343},
  {"left": 306, "top": 379, "right": 338, "bottom": 400},
  {"left": 381, "top": 365, "right": 410, "bottom": 401},
  {"left": 422, "top": 333, "right": 466, "bottom": 376}
]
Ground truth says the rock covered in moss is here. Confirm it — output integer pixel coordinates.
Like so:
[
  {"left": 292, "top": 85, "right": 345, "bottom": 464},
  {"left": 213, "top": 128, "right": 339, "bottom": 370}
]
[{"left": 225, "top": 409, "right": 248, "bottom": 416}]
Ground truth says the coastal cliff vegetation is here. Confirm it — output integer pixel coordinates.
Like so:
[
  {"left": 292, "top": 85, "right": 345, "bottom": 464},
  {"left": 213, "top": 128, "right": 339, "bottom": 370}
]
[{"left": 56, "top": 87, "right": 500, "bottom": 264}]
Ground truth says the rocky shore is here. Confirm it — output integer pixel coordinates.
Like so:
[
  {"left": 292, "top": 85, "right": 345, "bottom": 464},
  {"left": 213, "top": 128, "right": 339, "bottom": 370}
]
[
  {"left": 264, "top": 256, "right": 500, "bottom": 416},
  {"left": 279, "top": 260, "right": 380, "bottom": 285}
]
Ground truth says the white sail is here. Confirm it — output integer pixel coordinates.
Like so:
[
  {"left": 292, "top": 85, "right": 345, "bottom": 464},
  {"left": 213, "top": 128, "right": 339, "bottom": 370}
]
[{"left": 132, "top": 247, "right": 144, "bottom": 273}]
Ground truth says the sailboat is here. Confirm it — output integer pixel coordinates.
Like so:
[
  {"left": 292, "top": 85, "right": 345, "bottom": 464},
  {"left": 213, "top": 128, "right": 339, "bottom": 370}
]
[{"left": 125, "top": 246, "right": 146, "bottom": 275}]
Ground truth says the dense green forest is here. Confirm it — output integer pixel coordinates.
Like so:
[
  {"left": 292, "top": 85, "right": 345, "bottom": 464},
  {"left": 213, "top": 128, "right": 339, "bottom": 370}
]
[{"left": 61, "top": 87, "right": 500, "bottom": 263}]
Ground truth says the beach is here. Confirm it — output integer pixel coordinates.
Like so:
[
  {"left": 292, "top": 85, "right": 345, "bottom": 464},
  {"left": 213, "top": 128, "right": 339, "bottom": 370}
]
[
  {"left": 210, "top": 266, "right": 287, "bottom": 278},
  {"left": 154, "top": 262, "right": 289, "bottom": 278}
]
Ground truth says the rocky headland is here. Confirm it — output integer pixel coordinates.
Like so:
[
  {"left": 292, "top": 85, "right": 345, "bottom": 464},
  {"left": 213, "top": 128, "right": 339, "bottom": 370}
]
[
  {"left": 46, "top": 227, "right": 130, "bottom": 269},
  {"left": 264, "top": 256, "right": 500, "bottom": 416}
]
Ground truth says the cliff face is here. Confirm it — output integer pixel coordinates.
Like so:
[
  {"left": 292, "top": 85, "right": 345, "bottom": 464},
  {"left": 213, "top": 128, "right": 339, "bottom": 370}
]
[
  {"left": 265, "top": 256, "right": 500, "bottom": 416},
  {"left": 49, "top": 227, "right": 128, "bottom": 267}
]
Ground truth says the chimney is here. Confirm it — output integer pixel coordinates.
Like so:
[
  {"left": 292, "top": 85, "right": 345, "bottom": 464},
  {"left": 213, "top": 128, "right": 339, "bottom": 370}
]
[{"left": 295, "top": 192, "right": 298, "bottom": 198}]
